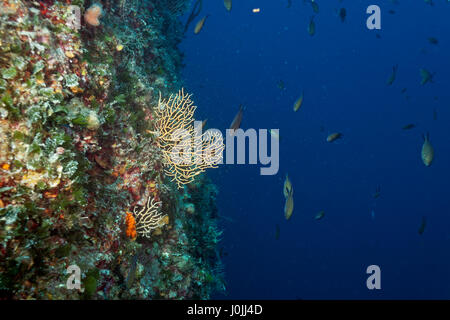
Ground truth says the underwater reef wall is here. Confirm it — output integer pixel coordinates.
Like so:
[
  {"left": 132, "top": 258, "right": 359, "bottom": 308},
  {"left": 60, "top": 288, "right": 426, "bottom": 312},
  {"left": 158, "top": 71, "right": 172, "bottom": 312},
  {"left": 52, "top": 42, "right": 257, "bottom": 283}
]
[{"left": 0, "top": 0, "right": 225, "bottom": 299}]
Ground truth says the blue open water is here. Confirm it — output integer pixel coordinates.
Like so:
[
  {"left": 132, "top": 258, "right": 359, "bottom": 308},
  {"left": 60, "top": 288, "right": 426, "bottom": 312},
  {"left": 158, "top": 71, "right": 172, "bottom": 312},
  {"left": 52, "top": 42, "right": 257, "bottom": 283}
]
[{"left": 181, "top": 0, "right": 450, "bottom": 299}]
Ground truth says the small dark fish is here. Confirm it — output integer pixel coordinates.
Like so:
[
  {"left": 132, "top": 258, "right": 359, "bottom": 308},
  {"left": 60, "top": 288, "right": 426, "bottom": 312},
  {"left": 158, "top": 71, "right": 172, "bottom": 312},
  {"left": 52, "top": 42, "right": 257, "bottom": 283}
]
[
  {"left": 428, "top": 37, "right": 438, "bottom": 45},
  {"left": 201, "top": 119, "right": 208, "bottom": 130},
  {"left": 373, "top": 185, "right": 381, "bottom": 199},
  {"left": 224, "top": 0, "right": 232, "bottom": 11},
  {"left": 315, "top": 211, "right": 325, "bottom": 220},
  {"left": 418, "top": 216, "right": 426, "bottom": 235},
  {"left": 287, "top": 0, "right": 292, "bottom": 8},
  {"left": 311, "top": 0, "right": 319, "bottom": 13},
  {"left": 420, "top": 68, "right": 434, "bottom": 85},
  {"left": 388, "top": 9, "right": 396, "bottom": 14},
  {"left": 402, "top": 123, "right": 416, "bottom": 130},
  {"left": 229, "top": 104, "right": 244, "bottom": 133},
  {"left": 387, "top": 64, "right": 398, "bottom": 86},
  {"left": 283, "top": 174, "right": 292, "bottom": 198},
  {"left": 376, "top": 34, "right": 381, "bottom": 39},
  {"left": 339, "top": 8, "right": 346, "bottom": 22},
  {"left": 433, "top": 108, "right": 437, "bottom": 121},
  {"left": 277, "top": 80, "right": 285, "bottom": 90},
  {"left": 401, "top": 88, "right": 407, "bottom": 94},
  {"left": 275, "top": 224, "right": 280, "bottom": 240},
  {"left": 293, "top": 91, "right": 304, "bottom": 112},
  {"left": 308, "top": 16, "right": 316, "bottom": 36},
  {"left": 284, "top": 191, "right": 294, "bottom": 220},
  {"left": 126, "top": 253, "right": 139, "bottom": 289},
  {"left": 219, "top": 247, "right": 229, "bottom": 258},
  {"left": 424, "top": 0, "right": 434, "bottom": 6},
  {"left": 326, "top": 132, "right": 342, "bottom": 143}
]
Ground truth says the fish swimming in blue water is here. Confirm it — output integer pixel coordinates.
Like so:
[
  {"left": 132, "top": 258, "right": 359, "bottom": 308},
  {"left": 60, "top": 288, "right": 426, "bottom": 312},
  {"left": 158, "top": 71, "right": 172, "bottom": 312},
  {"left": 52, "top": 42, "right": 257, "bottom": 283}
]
[
  {"left": 418, "top": 216, "right": 427, "bottom": 235},
  {"left": 420, "top": 68, "right": 434, "bottom": 85},
  {"left": 194, "top": 15, "right": 209, "bottom": 34},
  {"left": 308, "top": 16, "right": 316, "bottom": 36},
  {"left": 387, "top": 64, "right": 398, "bottom": 86},
  {"left": 229, "top": 104, "right": 244, "bottom": 133},
  {"left": 421, "top": 132, "right": 434, "bottom": 167}
]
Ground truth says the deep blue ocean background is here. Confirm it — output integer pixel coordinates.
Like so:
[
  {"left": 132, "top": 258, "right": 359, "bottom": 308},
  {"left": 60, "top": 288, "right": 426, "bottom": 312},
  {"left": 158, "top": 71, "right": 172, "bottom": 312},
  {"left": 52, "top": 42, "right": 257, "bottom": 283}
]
[{"left": 180, "top": 0, "right": 450, "bottom": 299}]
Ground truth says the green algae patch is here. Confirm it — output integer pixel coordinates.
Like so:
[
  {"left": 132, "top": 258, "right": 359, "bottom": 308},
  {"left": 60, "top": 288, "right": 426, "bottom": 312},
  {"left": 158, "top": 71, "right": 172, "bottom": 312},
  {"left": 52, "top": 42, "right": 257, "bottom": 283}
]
[
  {"left": 1, "top": 67, "right": 17, "bottom": 80},
  {"left": 83, "top": 269, "right": 100, "bottom": 299}
]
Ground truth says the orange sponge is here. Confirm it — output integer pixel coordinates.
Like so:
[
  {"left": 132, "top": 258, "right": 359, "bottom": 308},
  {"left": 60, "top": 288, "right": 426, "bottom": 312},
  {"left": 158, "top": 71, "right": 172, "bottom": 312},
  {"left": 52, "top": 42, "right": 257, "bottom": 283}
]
[
  {"left": 84, "top": 3, "right": 103, "bottom": 27},
  {"left": 125, "top": 211, "right": 137, "bottom": 239}
]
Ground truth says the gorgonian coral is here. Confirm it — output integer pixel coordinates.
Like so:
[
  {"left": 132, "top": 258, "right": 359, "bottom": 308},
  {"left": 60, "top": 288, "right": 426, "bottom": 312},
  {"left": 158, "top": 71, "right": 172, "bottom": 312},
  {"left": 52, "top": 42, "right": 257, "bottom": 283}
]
[
  {"left": 153, "top": 88, "right": 224, "bottom": 188},
  {"left": 132, "top": 194, "right": 167, "bottom": 238}
]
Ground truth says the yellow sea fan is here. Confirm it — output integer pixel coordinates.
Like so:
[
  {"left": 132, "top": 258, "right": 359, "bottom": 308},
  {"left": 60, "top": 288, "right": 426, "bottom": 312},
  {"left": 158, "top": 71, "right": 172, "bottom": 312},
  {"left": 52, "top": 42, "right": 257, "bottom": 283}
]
[
  {"left": 154, "top": 88, "right": 196, "bottom": 149},
  {"left": 133, "top": 195, "right": 167, "bottom": 238},
  {"left": 153, "top": 88, "right": 224, "bottom": 188}
]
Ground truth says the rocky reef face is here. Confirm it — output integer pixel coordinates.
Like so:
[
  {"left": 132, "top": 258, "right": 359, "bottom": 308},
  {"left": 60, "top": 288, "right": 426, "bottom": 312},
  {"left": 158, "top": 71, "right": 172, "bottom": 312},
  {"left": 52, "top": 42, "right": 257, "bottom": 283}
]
[{"left": 0, "top": 0, "right": 224, "bottom": 299}]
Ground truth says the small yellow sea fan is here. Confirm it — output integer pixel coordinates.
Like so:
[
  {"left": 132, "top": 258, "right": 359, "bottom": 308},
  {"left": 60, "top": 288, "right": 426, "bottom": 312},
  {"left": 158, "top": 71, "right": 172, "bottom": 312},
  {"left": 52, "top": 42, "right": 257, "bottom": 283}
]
[
  {"left": 133, "top": 195, "right": 167, "bottom": 238},
  {"left": 84, "top": 3, "right": 103, "bottom": 27}
]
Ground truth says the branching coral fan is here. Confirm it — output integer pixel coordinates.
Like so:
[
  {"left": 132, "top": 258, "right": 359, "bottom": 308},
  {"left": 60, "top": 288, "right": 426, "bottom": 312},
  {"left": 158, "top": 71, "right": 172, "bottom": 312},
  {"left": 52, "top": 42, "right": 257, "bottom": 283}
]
[
  {"left": 154, "top": 88, "right": 225, "bottom": 188},
  {"left": 133, "top": 195, "right": 168, "bottom": 238}
]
